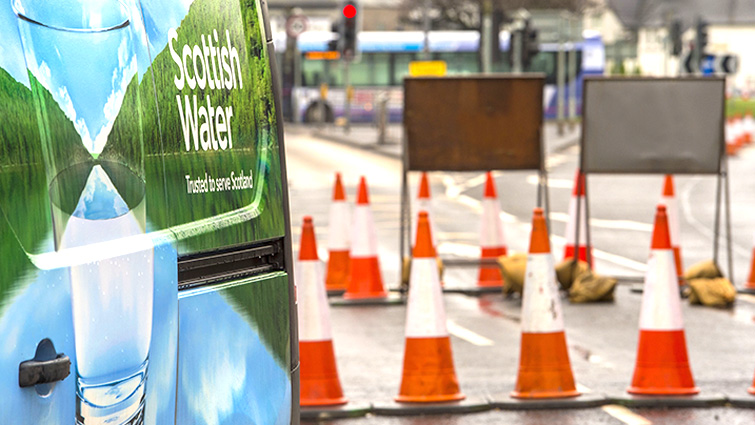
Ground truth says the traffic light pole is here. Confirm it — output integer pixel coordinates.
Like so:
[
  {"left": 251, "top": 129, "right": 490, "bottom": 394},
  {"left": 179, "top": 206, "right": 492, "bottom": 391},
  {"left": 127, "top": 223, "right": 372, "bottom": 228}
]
[
  {"left": 512, "top": 30, "right": 522, "bottom": 74},
  {"left": 344, "top": 59, "right": 351, "bottom": 134},
  {"left": 568, "top": 43, "right": 577, "bottom": 124}
]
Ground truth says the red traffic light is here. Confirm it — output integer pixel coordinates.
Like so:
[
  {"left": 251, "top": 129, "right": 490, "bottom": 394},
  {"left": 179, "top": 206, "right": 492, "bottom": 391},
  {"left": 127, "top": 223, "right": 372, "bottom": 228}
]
[{"left": 343, "top": 4, "right": 356, "bottom": 19}]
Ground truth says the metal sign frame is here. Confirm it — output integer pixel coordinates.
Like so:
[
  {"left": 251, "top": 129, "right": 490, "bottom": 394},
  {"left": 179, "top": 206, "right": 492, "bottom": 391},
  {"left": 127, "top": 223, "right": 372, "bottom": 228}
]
[
  {"left": 575, "top": 76, "right": 732, "bottom": 281},
  {"left": 400, "top": 75, "right": 550, "bottom": 288}
]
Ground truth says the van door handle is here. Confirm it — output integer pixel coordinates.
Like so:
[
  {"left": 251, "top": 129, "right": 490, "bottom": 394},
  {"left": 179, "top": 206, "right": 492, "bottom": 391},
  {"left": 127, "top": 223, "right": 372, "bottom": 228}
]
[{"left": 19, "top": 339, "right": 71, "bottom": 388}]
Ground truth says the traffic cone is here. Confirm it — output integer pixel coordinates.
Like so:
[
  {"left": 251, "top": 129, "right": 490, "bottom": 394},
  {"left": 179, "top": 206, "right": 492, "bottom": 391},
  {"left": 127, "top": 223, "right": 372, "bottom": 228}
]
[
  {"left": 343, "top": 176, "right": 388, "bottom": 300},
  {"left": 297, "top": 216, "right": 348, "bottom": 406},
  {"left": 325, "top": 173, "right": 350, "bottom": 294},
  {"left": 744, "top": 232, "right": 755, "bottom": 291},
  {"left": 512, "top": 207, "right": 579, "bottom": 399},
  {"left": 659, "top": 175, "right": 683, "bottom": 281},
  {"left": 627, "top": 205, "right": 699, "bottom": 395},
  {"left": 726, "top": 118, "right": 739, "bottom": 156},
  {"left": 564, "top": 168, "right": 592, "bottom": 264},
  {"left": 396, "top": 211, "right": 464, "bottom": 403},
  {"left": 412, "top": 172, "right": 437, "bottom": 248},
  {"left": 744, "top": 111, "right": 755, "bottom": 144},
  {"left": 477, "top": 172, "right": 507, "bottom": 288},
  {"left": 735, "top": 115, "right": 746, "bottom": 148}
]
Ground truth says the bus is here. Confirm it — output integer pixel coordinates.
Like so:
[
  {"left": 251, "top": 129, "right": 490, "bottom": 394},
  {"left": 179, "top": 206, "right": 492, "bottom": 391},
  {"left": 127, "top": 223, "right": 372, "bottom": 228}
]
[
  {"left": 1, "top": 0, "right": 298, "bottom": 423},
  {"left": 275, "top": 30, "right": 605, "bottom": 123}
]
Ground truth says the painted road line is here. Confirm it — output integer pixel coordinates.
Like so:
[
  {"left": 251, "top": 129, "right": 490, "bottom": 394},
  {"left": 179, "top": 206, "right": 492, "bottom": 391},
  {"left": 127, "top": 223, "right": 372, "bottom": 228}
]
[
  {"left": 680, "top": 177, "right": 750, "bottom": 257},
  {"left": 602, "top": 405, "right": 652, "bottom": 425},
  {"left": 550, "top": 212, "right": 654, "bottom": 232},
  {"left": 738, "top": 294, "right": 755, "bottom": 304},
  {"left": 526, "top": 174, "right": 574, "bottom": 189},
  {"left": 446, "top": 320, "right": 494, "bottom": 346},
  {"left": 444, "top": 179, "right": 649, "bottom": 273}
]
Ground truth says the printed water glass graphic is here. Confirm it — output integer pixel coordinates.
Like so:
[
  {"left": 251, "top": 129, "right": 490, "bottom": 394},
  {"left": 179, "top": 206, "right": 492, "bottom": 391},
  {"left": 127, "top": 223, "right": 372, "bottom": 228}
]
[{"left": 13, "top": 0, "right": 153, "bottom": 423}]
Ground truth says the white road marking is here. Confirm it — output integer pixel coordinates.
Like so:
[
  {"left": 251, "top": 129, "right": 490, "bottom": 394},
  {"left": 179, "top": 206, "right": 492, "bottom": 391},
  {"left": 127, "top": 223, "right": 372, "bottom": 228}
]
[
  {"left": 738, "top": 294, "right": 755, "bottom": 304},
  {"left": 601, "top": 405, "right": 652, "bottom": 425},
  {"left": 679, "top": 177, "right": 750, "bottom": 257},
  {"left": 443, "top": 177, "right": 650, "bottom": 273},
  {"left": 446, "top": 319, "right": 494, "bottom": 346},
  {"left": 526, "top": 174, "right": 574, "bottom": 189},
  {"left": 550, "top": 212, "right": 654, "bottom": 232}
]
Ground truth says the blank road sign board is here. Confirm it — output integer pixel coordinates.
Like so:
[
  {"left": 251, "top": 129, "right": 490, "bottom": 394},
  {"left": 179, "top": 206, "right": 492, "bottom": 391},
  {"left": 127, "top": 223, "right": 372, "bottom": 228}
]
[
  {"left": 404, "top": 75, "right": 545, "bottom": 172},
  {"left": 581, "top": 77, "right": 726, "bottom": 175}
]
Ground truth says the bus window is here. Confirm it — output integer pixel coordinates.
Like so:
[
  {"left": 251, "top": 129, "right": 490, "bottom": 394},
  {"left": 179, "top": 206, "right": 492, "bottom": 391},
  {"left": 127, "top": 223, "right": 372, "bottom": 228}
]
[
  {"left": 437, "top": 52, "right": 480, "bottom": 75},
  {"left": 393, "top": 52, "right": 418, "bottom": 85},
  {"left": 350, "top": 53, "right": 390, "bottom": 86}
]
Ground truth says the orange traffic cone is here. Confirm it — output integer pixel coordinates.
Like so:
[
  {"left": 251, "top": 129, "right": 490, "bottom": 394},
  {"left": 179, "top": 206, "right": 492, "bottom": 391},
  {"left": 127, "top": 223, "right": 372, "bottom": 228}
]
[
  {"left": 477, "top": 172, "right": 507, "bottom": 288},
  {"left": 564, "top": 168, "right": 592, "bottom": 264},
  {"left": 512, "top": 207, "right": 580, "bottom": 399},
  {"left": 726, "top": 118, "right": 740, "bottom": 156},
  {"left": 627, "top": 205, "right": 699, "bottom": 395},
  {"left": 297, "top": 216, "right": 348, "bottom": 406},
  {"left": 343, "top": 176, "right": 388, "bottom": 300},
  {"left": 745, "top": 232, "right": 755, "bottom": 291},
  {"left": 396, "top": 211, "right": 464, "bottom": 403},
  {"left": 659, "top": 175, "right": 683, "bottom": 281},
  {"left": 744, "top": 111, "right": 755, "bottom": 144},
  {"left": 325, "top": 173, "right": 351, "bottom": 294},
  {"left": 412, "top": 172, "right": 437, "bottom": 248}
]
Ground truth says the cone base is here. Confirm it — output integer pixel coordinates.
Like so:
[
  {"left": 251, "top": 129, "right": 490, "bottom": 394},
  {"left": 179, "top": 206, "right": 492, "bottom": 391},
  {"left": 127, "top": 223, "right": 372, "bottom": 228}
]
[
  {"left": 397, "top": 336, "right": 463, "bottom": 403},
  {"left": 510, "top": 389, "right": 581, "bottom": 400},
  {"left": 300, "top": 397, "right": 349, "bottom": 407},
  {"left": 626, "top": 386, "right": 700, "bottom": 396},
  {"left": 477, "top": 246, "right": 507, "bottom": 288},
  {"left": 563, "top": 245, "right": 592, "bottom": 265},
  {"left": 344, "top": 257, "right": 387, "bottom": 300},
  {"left": 394, "top": 393, "right": 466, "bottom": 403},
  {"left": 629, "top": 330, "right": 698, "bottom": 396},
  {"left": 749, "top": 387, "right": 755, "bottom": 395},
  {"left": 300, "top": 340, "right": 348, "bottom": 407},
  {"left": 513, "top": 332, "right": 579, "bottom": 399},
  {"left": 326, "top": 250, "right": 350, "bottom": 292}
]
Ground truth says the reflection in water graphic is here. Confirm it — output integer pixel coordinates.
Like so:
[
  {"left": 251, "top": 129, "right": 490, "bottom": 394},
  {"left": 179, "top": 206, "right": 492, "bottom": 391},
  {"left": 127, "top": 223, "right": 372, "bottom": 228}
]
[
  {"left": 13, "top": 0, "right": 152, "bottom": 421},
  {"left": 55, "top": 163, "right": 153, "bottom": 424}
]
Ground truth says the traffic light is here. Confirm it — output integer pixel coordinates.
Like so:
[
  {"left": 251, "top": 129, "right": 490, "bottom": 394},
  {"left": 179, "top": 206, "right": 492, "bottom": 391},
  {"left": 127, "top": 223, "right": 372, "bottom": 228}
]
[
  {"left": 670, "top": 20, "right": 682, "bottom": 56},
  {"left": 341, "top": 1, "right": 359, "bottom": 60},
  {"left": 327, "top": 22, "right": 339, "bottom": 51},
  {"left": 521, "top": 19, "right": 539, "bottom": 70},
  {"left": 695, "top": 18, "right": 708, "bottom": 56}
]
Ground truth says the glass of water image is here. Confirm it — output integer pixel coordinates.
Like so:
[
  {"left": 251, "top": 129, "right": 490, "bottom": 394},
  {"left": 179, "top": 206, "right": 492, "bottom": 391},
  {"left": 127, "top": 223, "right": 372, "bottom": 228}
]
[{"left": 14, "top": 0, "right": 153, "bottom": 423}]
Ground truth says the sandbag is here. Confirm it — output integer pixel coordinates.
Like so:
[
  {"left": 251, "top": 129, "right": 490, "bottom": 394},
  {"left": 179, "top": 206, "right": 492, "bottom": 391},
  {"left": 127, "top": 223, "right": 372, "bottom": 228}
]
[
  {"left": 569, "top": 271, "right": 617, "bottom": 303},
  {"left": 688, "top": 277, "right": 736, "bottom": 308},
  {"left": 401, "top": 256, "right": 444, "bottom": 288},
  {"left": 498, "top": 253, "right": 527, "bottom": 295},
  {"left": 683, "top": 259, "right": 723, "bottom": 281},
  {"left": 555, "top": 259, "right": 590, "bottom": 291}
]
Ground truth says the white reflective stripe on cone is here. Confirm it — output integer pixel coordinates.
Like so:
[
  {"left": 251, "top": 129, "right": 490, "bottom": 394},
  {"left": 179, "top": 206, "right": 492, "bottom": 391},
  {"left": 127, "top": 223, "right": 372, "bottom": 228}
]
[
  {"left": 328, "top": 201, "right": 351, "bottom": 251},
  {"left": 564, "top": 196, "right": 588, "bottom": 244},
  {"left": 412, "top": 200, "right": 437, "bottom": 248},
  {"left": 405, "top": 258, "right": 448, "bottom": 338},
  {"left": 297, "top": 260, "right": 333, "bottom": 341},
  {"left": 351, "top": 205, "right": 378, "bottom": 258},
  {"left": 479, "top": 198, "right": 505, "bottom": 248},
  {"left": 726, "top": 123, "right": 734, "bottom": 144},
  {"left": 660, "top": 196, "right": 681, "bottom": 248},
  {"left": 640, "top": 249, "right": 684, "bottom": 331},
  {"left": 521, "top": 253, "right": 564, "bottom": 333}
]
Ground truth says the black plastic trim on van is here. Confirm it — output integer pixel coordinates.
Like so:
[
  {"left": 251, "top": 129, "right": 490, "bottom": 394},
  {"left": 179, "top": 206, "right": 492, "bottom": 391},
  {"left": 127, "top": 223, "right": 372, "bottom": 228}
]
[{"left": 177, "top": 238, "right": 285, "bottom": 290}]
